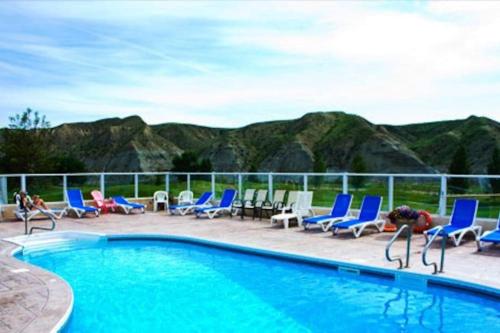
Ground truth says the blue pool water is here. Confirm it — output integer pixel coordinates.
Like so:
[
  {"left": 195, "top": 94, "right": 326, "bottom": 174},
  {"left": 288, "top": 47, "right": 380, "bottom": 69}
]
[{"left": 18, "top": 239, "right": 500, "bottom": 332}]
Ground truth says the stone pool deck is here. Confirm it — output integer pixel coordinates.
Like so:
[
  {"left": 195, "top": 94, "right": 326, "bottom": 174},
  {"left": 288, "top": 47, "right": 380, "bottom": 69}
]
[{"left": 0, "top": 212, "right": 499, "bottom": 332}]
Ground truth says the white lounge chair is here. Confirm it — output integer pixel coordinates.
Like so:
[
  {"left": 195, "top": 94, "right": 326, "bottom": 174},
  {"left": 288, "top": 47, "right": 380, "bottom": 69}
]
[
  {"left": 153, "top": 191, "right": 169, "bottom": 212},
  {"left": 270, "top": 191, "right": 314, "bottom": 229},
  {"left": 15, "top": 193, "right": 66, "bottom": 221}
]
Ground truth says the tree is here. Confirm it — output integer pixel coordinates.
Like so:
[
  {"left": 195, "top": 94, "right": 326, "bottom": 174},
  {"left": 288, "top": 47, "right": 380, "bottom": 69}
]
[
  {"left": 488, "top": 146, "right": 500, "bottom": 193},
  {"left": 171, "top": 151, "right": 199, "bottom": 172},
  {"left": 312, "top": 152, "right": 327, "bottom": 186},
  {"left": 448, "top": 145, "right": 471, "bottom": 194},
  {"left": 248, "top": 163, "right": 259, "bottom": 183},
  {"left": 53, "top": 154, "right": 86, "bottom": 173},
  {"left": 350, "top": 154, "right": 367, "bottom": 190},
  {"left": 198, "top": 158, "right": 212, "bottom": 172},
  {"left": 171, "top": 152, "right": 212, "bottom": 172},
  {"left": 0, "top": 108, "right": 52, "bottom": 173}
]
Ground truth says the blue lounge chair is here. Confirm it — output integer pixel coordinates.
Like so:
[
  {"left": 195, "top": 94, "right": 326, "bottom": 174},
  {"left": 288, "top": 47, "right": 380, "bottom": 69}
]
[
  {"left": 112, "top": 196, "right": 146, "bottom": 214},
  {"left": 424, "top": 199, "right": 480, "bottom": 247},
  {"left": 66, "top": 189, "right": 99, "bottom": 218},
  {"left": 332, "top": 195, "right": 385, "bottom": 238},
  {"left": 303, "top": 193, "right": 353, "bottom": 232},
  {"left": 169, "top": 191, "right": 213, "bottom": 216},
  {"left": 195, "top": 189, "right": 237, "bottom": 219},
  {"left": 477, "top": 214, "right": 500, "bottom": 251}
]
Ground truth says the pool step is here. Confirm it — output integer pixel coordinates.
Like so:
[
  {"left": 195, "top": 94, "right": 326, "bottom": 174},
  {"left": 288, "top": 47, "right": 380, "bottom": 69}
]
[{"left": 5, "top": 231, "right": 105, "bottom": 255}]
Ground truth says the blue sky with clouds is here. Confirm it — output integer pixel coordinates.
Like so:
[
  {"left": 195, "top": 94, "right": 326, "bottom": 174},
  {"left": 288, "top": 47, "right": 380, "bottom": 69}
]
[{"left": 0, "top": 1, "right": 499, "bottom": 128}]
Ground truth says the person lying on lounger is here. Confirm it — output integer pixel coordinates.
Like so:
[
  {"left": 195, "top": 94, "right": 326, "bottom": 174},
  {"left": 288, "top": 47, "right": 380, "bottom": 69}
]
[
  {"left": 31, "top": 194, "right": 49, "bottom": 210},
  {"left": 16, "top": 192, "right": 64, "bottom": 219}
]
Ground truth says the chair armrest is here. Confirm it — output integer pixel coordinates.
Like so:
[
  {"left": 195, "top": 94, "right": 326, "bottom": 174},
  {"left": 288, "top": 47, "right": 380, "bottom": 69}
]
[
  {"left": 254, "top": 200, "right": 266, "bottom": 208},
  {"left": 232, "top": 199, "right": 243, "bottom": 207},
  {"left": 242, "top": 200, "right": 253, "bottom": 207},
  {"left": 272, "top": 201, "right": 284, "bottom": 210}
]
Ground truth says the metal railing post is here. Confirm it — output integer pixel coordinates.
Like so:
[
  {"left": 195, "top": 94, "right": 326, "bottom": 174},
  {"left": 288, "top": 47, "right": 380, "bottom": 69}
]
[
  {"left": 100, "top": 174, "right": 105, "bottom": 197},
  {"left": 63, "top": 175, "right": 68, "bottom": 201},
  {"left": 134, "top": 173, "right": 139, "bottom": 198},
  {"left": 303, "top": 174, "right": 308, "bottom": 192},
  {"left": 268, "top": 173, "right": 273, "bottom": 201},
  {"left": 187, "top": 174, "right": 191, "bottom": 192},
  {"left": 388, "top": 176, "right": 394, "bottom": 211},
  {"left": 0, "top": 176, "right": 7, "bottom": 204},
  {"left": 238, "top": 173, "right": 242, "bottom": 199},
  {"left": 439, "top": 175, "right": 447, "bottom": 216},
  {"left": 342, "top": 173, "right": 348, "bottom": 194},
  {"left": 165, "top": 173, "right": 170, "bottom": 192},
  {"left": 211, "top": 172, "right": 215, "bottom": 195},
  {"left": 21, "top": 174, "right": 26, "bottom": 192}
]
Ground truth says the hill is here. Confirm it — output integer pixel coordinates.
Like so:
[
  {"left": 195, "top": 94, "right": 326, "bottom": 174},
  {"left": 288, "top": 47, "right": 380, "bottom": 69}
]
[{"left": 10, "top": 112, "right": 499, "bottom": 173}]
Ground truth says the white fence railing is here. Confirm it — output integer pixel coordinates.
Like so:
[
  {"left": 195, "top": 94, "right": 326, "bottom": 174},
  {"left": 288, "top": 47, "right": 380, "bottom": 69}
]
[{"left": 1, "top": 172, "right": 499, "bottom": 218}]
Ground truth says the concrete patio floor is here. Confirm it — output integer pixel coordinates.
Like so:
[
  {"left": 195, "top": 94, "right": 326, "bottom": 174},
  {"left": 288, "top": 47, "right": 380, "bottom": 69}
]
[{"left": 1, "top": 212, "right": 499, "bottom": 332}]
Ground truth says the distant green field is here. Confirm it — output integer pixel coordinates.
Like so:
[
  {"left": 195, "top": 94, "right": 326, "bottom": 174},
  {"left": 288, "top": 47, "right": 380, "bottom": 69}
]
[{"left": 7, "top": 176, "right": 499, "bottom": 218}]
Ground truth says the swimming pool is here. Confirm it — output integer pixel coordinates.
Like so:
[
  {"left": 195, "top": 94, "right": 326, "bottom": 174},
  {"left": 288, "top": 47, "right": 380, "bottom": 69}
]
[{"left": 17, "top": 237, "right": 500, "bottom": 333}]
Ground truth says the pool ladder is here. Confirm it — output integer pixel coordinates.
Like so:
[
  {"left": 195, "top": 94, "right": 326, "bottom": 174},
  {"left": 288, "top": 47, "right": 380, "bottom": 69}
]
[
  {"left": 385, "top": 224, "right": 412, "bottom": 269},
  {"left": 23, "top": 208, "right": 57, "bottom": 235},
  {"left": 422, "top": 226, "right": 446, "bottom": 274},
  {"left": 386, "top": 225, "right": 447, "bottom": 274}
]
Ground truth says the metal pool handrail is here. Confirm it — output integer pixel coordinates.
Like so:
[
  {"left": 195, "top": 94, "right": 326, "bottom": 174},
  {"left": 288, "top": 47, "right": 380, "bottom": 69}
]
[
  {"left": 22, "top": 207, "right": 57, "bottom": 235},
  {"left": 422, "top": 226, "right": 447, "bottom": 274},
  {"left": 385, "top": 224, "right": 412, "bottom": 269}
]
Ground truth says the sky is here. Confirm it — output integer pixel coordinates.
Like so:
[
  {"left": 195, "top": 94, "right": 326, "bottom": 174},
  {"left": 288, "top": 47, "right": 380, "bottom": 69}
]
[{"left": 0, "top": 1, "right": 499, "bottom": 128}]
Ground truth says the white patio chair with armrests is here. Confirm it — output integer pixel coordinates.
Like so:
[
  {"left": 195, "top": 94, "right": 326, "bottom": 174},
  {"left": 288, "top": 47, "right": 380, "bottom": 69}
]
[
  {"left": 178, "top": 191, "right": 194, "bottom": 205},
  {"left": 153, "top": 191, "right": 169, "bottom": 212},
  {"left": 231, "top": 189, "right": 256, "bottom": 219},
  {"left": 244, "top": 189, "right": 268, "bottom": 220},
  {"left": 260, "top": 190, "right": 287, "bottom": 220}
]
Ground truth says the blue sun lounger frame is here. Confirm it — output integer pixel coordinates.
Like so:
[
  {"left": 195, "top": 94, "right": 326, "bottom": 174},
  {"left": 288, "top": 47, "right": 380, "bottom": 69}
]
[
  {"left": 302, "top": 193, "right": 353, "bottom": 232},
  {"left": 195, "top": 189, "right": 237, "bottom": 219},
  {"left": 112, "top": 196, "right": 146, "bottom": 214},
  {"left": 331, "top": 195, "right": 385, "bottom": 238},
  {"left": 424, "top": 199, "right": 480, "bottom": 247},
  {"left": 170, "top": 191, "right": 213, "bottom": 215},
  {"left": 66, "top": 189, "right": 99, "bottom": 218},
  {"left": 477, "top": 214, "right": 500, "bottom": 251}
]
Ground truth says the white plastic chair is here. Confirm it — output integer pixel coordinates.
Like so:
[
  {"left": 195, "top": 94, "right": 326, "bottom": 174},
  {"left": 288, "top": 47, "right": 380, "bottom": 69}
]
[
  {"left": 153, "top": 191, "right": 169, "bottom": 212},
  {"left": 178, "top": 191, "right": 194, "bottom": 205}
]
